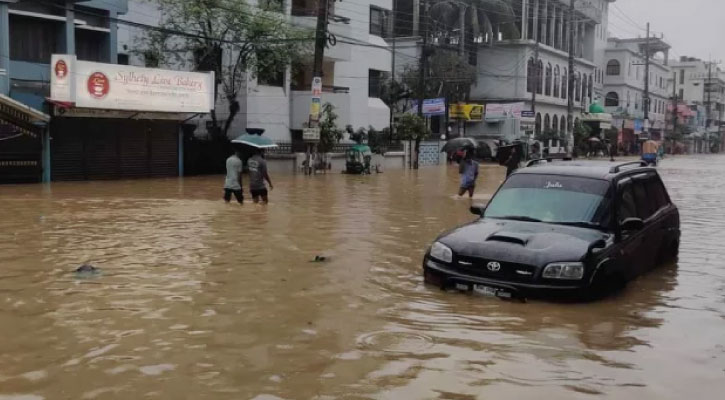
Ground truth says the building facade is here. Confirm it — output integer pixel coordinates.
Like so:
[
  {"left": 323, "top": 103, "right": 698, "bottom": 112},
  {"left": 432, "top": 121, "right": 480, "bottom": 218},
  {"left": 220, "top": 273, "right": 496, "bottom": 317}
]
[
  {"left": 118, "top": 0, "right": 392, "bottom": 144},
  {"left": 602, "top": 36, "right": 671, "bottom": 152},
  {"left": 0, "top": 0, "right": 127, "bottom": 183},
  {"left": 667, "top": 56, "right": 725, "bottom": 153}
]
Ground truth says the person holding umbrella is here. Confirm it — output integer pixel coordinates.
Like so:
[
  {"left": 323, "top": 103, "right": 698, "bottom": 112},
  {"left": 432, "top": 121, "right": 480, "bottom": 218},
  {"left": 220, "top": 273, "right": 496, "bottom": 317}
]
[
  {"left": 505, "top": 147, "right": 521, "bottom": 177},
  {"left": 248, "top": 148, "right": 273, "bottom": 204}
]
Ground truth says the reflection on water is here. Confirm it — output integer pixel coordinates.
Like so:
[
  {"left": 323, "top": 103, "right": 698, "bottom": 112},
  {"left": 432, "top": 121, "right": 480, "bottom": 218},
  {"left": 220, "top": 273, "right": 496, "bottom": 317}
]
[{"left": 0, "top": 157, "right": 724, "bottom": 399}]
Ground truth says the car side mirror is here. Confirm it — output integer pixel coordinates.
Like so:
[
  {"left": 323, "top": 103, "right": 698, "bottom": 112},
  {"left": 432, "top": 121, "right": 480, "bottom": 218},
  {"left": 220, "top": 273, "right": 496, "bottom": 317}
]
[
  {"left": 470, "top": 205, "right": 486, "bottom": 216},
  {"left": 620, "top": 217, "right": 644, "bottom": 232}
]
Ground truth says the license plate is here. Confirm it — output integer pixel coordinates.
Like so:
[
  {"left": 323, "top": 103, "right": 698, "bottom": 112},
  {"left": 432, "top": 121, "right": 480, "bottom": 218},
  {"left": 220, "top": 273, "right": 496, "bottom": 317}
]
[
  {"left": 473, "top": 284, "right": 513, "bottom": 299},
  {"left": 455, "top": 283, "right": 470, "bottom": 291}
]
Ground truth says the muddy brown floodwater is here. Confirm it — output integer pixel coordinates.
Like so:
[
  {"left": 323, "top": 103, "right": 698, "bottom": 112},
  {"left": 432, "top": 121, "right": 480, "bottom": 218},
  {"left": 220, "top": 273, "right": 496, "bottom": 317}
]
[{"left": 1, "top": 156, "right": 724, "bottom": 400}]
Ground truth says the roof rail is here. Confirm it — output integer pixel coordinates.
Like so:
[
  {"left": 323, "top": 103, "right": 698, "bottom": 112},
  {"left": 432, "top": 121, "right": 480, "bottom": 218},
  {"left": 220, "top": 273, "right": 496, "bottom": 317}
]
[
  {"left": 609, "top": 161, "right": 648, "bottom": 173},
  {"left": 525, "top": 157, "right": 573, "bottom": 168}
]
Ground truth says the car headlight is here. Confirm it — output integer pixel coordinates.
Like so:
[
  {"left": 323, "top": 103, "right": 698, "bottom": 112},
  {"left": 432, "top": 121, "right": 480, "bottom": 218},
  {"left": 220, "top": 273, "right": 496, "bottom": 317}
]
[
  {"left": 542, "top": 262, "right": 584, "bottom": 280},
  {"left": 429, "top": 242, "right": 453, "bottom": 263}
]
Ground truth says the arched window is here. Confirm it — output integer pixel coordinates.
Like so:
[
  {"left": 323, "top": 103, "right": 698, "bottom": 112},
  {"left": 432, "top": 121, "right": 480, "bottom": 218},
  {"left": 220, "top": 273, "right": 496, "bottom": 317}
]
[
  {"left": 562, "top": 68, "right": 567, "bottom": 99},
  {"left": 537, "top": 60, "right": 544, "bottom": 94},
  {"left": 582, "top": 73, "right": 588, "bottom": 101},
  {"left": 545, "top": 63, "right": 553, "bottom": 96},
  {"left": 605, "top": 91, "right": 619, "bottom": 107},
  {"left": 535, "top": 113, "right": 542, "bottom": 135},
  {"left": 527, "top": 58, "right": 535, "bottom": 93},
  {"left": 606, "top": 59, "right": 621, "bottom": 75},
  {"left": 560, "top": 116, "right": 567, "bottom": 133},
  {"left": 544, "top": 114, "right": 551, "bottom": 132},
  {"left": 575, "top": 72, "right": 582, "bottom": 101},
  {"left": 552, "top": 115, "right": 559, "bottom": 133},
  {"left": 554, "top": 66, "right": 560, "bottom": 98}
]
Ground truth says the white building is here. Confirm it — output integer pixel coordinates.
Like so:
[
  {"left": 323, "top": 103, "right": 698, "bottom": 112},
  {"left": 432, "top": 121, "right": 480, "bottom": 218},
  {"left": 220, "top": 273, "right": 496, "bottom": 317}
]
[
  {"left": 602, "top": 36, "right": 671, "bottom": 146},
  {"left": 118, "top": 0, "right": 392, "bottom": 144},
  {"left": 466, "top": 0, "right": 614, "bottom": 143},
  {"left": 667, "top": 56, "right": 725, "bottom": 152}
]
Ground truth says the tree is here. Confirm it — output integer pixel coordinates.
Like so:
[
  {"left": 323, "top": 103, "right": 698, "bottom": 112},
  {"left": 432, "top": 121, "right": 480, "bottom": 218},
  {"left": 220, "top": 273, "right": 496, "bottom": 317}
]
[
  {"left": 395, "top": 114, "right": 431, "bottom": 168},
  {"left": 318, "top": 103, "right": 344, "bottom": 153},
  {"left": 137, "top": 0, "right": 310, "bottom": 140},
  {"left": 572, "top": 120, "right": 592, "bottom": 158},
  {"left": 401, "top": 51, "right": 477, "bottom": 106}
]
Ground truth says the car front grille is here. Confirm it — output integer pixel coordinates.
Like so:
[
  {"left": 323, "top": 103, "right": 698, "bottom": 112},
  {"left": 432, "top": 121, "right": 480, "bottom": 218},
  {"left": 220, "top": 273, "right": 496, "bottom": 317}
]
[{"left": 454, "top": 256, "right": 538, "bottom": 283}]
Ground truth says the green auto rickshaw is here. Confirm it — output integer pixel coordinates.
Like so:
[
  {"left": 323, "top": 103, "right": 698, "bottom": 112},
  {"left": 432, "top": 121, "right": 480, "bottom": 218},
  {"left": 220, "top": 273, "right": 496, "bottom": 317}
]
[{"left": 344, "top": 144, "right": 373, "bottom": 174}]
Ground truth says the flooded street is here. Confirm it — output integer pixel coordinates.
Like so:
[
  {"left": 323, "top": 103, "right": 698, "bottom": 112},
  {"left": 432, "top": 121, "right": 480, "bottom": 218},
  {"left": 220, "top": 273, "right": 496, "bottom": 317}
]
[{"left": 1, "top": 156, "right": 724, "bottom": 399}]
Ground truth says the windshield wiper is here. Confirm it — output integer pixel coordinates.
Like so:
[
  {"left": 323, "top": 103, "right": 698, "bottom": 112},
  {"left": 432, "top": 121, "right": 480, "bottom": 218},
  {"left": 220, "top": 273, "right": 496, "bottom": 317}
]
[
  {"left": 554, "top": 221, "right": 605, "bottom": 230},
  {"left": 492, "top": 216, "right": 543, "bottom": 223}
]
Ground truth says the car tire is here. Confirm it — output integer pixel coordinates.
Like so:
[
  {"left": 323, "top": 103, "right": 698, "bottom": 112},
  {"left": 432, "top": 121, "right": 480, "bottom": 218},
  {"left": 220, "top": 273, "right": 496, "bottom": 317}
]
[{"left": 589, "top": 269, "right": 626, "bottom": 300}]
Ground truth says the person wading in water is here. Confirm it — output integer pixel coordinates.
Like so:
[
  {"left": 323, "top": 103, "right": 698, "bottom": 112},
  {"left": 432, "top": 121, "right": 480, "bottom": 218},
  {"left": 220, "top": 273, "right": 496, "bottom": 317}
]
[{"left": 458, "top": 150, "right": 479, "bottom": 198}]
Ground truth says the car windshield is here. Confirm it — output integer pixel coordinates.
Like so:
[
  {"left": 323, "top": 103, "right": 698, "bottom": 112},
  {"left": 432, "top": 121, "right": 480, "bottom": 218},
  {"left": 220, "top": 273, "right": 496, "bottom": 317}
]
[{"left": 484, "top": 174, "right": 611, "bottom": 225}]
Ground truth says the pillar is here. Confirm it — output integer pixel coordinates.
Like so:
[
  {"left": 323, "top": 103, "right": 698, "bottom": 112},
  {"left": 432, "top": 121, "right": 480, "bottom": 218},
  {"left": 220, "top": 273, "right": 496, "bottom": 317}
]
[
  {"left": 541, "top": 1, "right": 548, "bottom": 45},
  {"left": 521, "top": 0, "right": 528, "bottom": 40},
  {"left": 558, "top": 8, "right": 564, "bottom": 50},
  {"left": 549, "top": 6, "right": 556, "bottom": 47},
  {"left": 0, "top": 2, "right": 9, "bottom": 95},
  {"left": 412, "top": 0, "right": 420, "bottom": 36},
  {"left": 459, "top": 5, "right": 465, "bottom": 55},
  {"left": 178, "top": 126, "right": 184, "bottom": 177},
  {"left": 532, "top": 0, "right": 539, "bottom": 42},
  {"left": 42, "top": 127, "right": 51, "bottom": 183},
  {"left": 108, "top": 11, "right": 118, "bottom": 63},
  {"left": 64, "top": 1, "right": 75, "bottom": 54}
]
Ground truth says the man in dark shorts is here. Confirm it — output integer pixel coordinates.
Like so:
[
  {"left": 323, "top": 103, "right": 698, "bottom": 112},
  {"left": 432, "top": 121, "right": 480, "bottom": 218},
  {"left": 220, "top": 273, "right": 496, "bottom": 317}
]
[
  {"left": 223, "top": 149, "right": 244, "bottom": 204},
  {"left": 248, "top": 149, "right": 273, "bottom": 204}
]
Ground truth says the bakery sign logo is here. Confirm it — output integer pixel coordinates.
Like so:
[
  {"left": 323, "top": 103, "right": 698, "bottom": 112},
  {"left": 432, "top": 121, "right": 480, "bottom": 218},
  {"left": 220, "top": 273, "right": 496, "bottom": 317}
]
[
  {"left": 54, "top": 60, "right": 68, "bottom": 80},
  {"left": 87, "top": 72, "right": 110, "bottom": 99}
]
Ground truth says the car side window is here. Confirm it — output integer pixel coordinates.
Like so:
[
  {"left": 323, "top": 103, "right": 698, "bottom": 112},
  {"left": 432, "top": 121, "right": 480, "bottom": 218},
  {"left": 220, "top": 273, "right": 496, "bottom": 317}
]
[
  {"left": 617, "top": 181, "right": 637, "bottom": 223},
  {"left": 646, "top": 176, "right": 669, "bottom": 213},
  {"left": 632, "top": 179, "right": 654, "bottom": 219}
]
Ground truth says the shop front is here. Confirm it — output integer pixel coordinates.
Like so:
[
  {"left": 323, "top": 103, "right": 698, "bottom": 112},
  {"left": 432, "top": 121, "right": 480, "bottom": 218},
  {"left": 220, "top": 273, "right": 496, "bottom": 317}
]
[
  {"left": 47, "top": 55, "right": 214, "bottom": 181},
  {"left": 0, "top": 94, "right": 49, "bottom": 184}
]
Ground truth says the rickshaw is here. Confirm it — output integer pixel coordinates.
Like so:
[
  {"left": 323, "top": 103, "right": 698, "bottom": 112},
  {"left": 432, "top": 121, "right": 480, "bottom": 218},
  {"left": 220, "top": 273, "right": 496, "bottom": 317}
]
[
  {"left": 344, "top": 144, "right": 373, "bottom": 174},
  {"left": 642, "top": 140, "right": 659, "bottom": 166}
]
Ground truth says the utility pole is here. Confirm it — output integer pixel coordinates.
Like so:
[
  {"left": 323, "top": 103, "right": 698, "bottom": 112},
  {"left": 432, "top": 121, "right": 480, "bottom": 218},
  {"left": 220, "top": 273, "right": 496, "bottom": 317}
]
[
  {"left": 706, "top": 59, "right": 713, "bottom": 153},
  {"left": 312, "top": 0, "right": 330, "bottom": 79},
  {"left": 671, "top": 71, "right": 678, "bottom": 154},
  {"left": 414, "top": 0, "right": 429, "bottom": 169},
  {"left": 531, "top": 41, "right": 539, "bottom": 113},
  {"left": 308, "top": 0, "right": 331, "bottom": 175},
  {"left": 643, "top": 22, "right": 651, "bottom": 139},
  {"left": 567, "top": 0, "right": 575, "bottom": 152},
  {"left": 389, "top": 0, "right": 396, "bottom": 144}
]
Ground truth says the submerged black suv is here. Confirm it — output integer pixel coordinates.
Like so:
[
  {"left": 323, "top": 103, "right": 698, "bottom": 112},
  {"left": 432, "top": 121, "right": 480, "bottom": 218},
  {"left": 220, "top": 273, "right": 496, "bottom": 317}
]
[{"left": 424, "top": 160, "right": 680, "bottom": 299}]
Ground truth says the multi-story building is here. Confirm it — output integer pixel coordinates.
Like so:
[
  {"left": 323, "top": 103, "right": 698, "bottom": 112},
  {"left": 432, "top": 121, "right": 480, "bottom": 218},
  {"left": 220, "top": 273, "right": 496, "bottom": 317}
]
[
  {"left": 119, "top": 0, "right": 392, "bottom": 145},
  {"left": 0, "top": 0, "right": 128, "bottom": 183},
  {"left": 602, "top": 36, "right": 671, "bottom": 152},
  {"left": 667, "top": 56, "right": 725, "bottom": 153}
]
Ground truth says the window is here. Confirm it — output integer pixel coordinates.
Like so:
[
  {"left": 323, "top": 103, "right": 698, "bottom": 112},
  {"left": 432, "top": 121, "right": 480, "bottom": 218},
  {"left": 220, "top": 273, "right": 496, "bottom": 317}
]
[
  {"left": 617, "top": 181, "right": 637, "bottom": 224},
  {"left": 680, "top": 69, "right": 685, "bottom": 85},
  {"left": 633, "top": 178, "right": 654, "bottom": 219},
  {"left": 575, "top": 72, "right": 581, "bottom": 101},
  {"left": 368, "top": 69, "right": 386, "bottom": 98},
  {"left": 552, "top": 115, "right": 559, "bottom": 133},
  {"left": 544, "top": 114, "right": 551, "bottom": 132},
  {"left": 679, "top": 88, "right": 684, "bottom": 100},
  {"left": 554, "top": 66, "right": 560, "bottom": 97},
  {"left": 484, "top": 174, "right": 612, "bottom": 225},
  {"left": 605, "top": 92, "right": 619, "bottom": 107},
  {"left": 117, "top": 54, "right": 129, "bottom": 65},
  {"left": 537, "top": 60, "right": 544, "bottom": 94},
  {"left": 370, "top": 7, "right": 388, "bottom": 37},
  {"left": 645, "top": 176, "right": 670, "bottom": 212},
  {"left": 535, "top": 113, "right": 542, "bottom": 135},
  {"left": 562, "top": 68, "right": 567, "bottom": 99},
  {"left": 606, "top": 59, "right": 621, "bottom": 75},
  {"left": 257, "top": 51, "right": 285, "bottom": 87},
  {"left": 582, "top": 73, "right": 588, "bottom": 101},
  {"left": 635, "top": 93, "right": 640, "bottom": 110},
  {"left": 545, "top": 63, "right": 552, "bottom": 96},
  {"left": 588, "top": 75, "right": 594, "bottom": 100},
  {"left": 560, "top": 116, "right": 566, "bottom": 133},
  {"left": 9, "top": 15, "right": 59, "bottom": 64}
]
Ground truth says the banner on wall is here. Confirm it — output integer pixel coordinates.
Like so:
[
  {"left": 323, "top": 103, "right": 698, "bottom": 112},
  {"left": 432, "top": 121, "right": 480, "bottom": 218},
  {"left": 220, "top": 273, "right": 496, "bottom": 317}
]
[{"left": 50, "top": 54, "right": 215, "bottom": 113}]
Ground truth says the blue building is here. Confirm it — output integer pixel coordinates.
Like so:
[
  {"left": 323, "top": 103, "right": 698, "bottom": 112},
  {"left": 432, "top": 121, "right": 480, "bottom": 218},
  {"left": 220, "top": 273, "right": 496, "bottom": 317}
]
[{"left": 0, "top": 0, "right": 127, "bottom": 183}]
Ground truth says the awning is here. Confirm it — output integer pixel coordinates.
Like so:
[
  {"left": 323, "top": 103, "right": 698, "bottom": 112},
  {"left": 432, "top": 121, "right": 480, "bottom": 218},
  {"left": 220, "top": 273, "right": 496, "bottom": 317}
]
[{"left": 0, "top": 94, "right": 50, "bottom": 138}]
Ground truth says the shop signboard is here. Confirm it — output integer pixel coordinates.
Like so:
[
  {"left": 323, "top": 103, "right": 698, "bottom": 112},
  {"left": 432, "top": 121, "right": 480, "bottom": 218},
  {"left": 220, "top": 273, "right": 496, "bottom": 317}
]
[
  {"left": 485, "top": 102, "right": 525, "bottom": 121},
  {"left": 449, "top": 103, "right": 484, "bottom": 121},
  {"left": 50, "top": 55, "right": 215, "bottom": 113}
]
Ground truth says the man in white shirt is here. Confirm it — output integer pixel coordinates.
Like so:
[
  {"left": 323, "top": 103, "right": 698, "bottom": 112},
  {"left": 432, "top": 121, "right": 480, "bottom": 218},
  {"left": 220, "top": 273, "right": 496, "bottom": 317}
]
[{"left": 223, "top": 150, "right": 244, "bottom": 204}]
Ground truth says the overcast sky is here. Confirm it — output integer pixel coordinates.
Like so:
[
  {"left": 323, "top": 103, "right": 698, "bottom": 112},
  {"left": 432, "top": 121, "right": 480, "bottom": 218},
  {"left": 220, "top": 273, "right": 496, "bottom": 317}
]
[{"left": 608, "top": 0, "right": 725, "bottom": 63}]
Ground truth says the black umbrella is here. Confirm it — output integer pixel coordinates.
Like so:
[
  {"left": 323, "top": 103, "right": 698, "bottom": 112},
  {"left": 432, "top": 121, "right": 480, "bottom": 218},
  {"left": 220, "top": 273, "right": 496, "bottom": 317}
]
[{"left": 441, "top": 137, "right": 479, "bottom": 153}]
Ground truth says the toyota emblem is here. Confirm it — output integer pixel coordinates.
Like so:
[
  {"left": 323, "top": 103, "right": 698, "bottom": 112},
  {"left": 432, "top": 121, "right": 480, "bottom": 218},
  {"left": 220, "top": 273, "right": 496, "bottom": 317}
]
[{"left": 487, "top": 261, "right": 502, "bottom": 272}]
